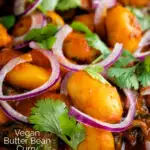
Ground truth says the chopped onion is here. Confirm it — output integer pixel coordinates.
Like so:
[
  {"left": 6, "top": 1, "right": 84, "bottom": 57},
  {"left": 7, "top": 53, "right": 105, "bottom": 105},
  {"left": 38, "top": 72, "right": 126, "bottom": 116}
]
[
  {"left": 92, "top": 0, "right": 100, "bottom": 9},
  {"left": 0, "top": 102, "right": 28, "bottom": 123},
  {"left": 14, "top": 12, "right": 46, "bottom": 43},
  {"left": 14, "top": 0, "right": 26, "bottom": 16},
  {"left": 94, "top": 0, "right": 116, "bottom": 31},
  {"left": 99, "top": 43, "right": 123, "bottom": 69},
  {"left": 60, "top": 72, "right": 73, "bottom": 96},
  {"left": 14, "top": 0, "right": 42, "bottom": 16},
  {"left": 141, "top": 87, "right": 150, "bottom": 96},
  {"left": 23, "top": 0, "right": 42, "bottom": 16},
  {"left": 14, "top": 41, "right": 30, "bottom": 50},
  {"left": 121, "top": 142, "right": 126, "bottom": 150},
  {"left": 146, "top": 141, "right": 150, "bottom": 150},
  {"left": 0, "top": 49, "right": 60, "bottom": 101},
  {"left": 134, "top": 30, "right": 150, "bottom": 60},
  {"left": 92, "top": 0, "right": 116, "bottom": 9},
  {"left": 52, "top": 25, "right": 123, "bottom": 71},
  {"left": 69, "top": 89, "right": 137, "bottom": 132}
]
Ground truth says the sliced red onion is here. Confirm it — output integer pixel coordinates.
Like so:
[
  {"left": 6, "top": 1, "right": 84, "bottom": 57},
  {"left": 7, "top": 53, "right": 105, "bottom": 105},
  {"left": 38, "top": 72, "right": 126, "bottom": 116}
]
[
  {"left": 52, "top": 25, "right": 123, "bottom": 71},
  {"left": 146, "top": 141, "right": 150, "bottom": 150},
  {"left": 134, "top": 30, "right": 150, "bottom": 60},
  {"left": 14, "top": 41, "right": 30, "bottom": 50},
  {"left": 23, "top": 0, "right": 42, "bottom": 16},
  {"left": 98, "top": 43, "right": 123, "bottom": 69},
  {"left": 60, "top": 72, "right": 73, "bottom": 96},
  {"left": 14, "top": 0, "right": 26, "bottom": 16},
  {"left": 0, "top": 102, "right": 28, "bottom": 123},
  {"left": 92, "top": 0, "right": 100, "bottom": 9},
  {"left": 94, "top": 1, "right": 106, "bottom": 27},
  {"left": 0, "top": 49, "right": 60, "bottom": 101},
  {"left": 121, "top": 142, "right": 126, "bottom": 150},
  {"left": 141, "top": 87, "right": 150, "bottom": 96},
  {"left": 69, "top": 89, "right": 137, "bottom": 132},
  {"left": 92, "top": 0, "right": 116, "bottom": 9},
  {"left": 14, "top": 12, "right": 45, "bottom": 43},
  {"left": 139, "top": 30, "right": 150, "bottom": 47},
  {"left": 14, "top": 0, "right": 42, "bottom": 16},
  {"left": 94, "top": 0, "right": 116, "bottom": 29}
]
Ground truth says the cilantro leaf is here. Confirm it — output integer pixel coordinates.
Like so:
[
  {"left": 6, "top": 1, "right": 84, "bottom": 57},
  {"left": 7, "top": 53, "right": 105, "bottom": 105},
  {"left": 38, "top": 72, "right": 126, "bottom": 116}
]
[
  {"left": 127, "top": 7, "right": 150, "bottom": 31},
  {"left": 114, "top": 50, "right": 136, "bottom": 67},
  {"left": 70, "top": 21, "right": 92, "bottom": 34},
  {"left": 138, "top": 70, "right": 150, "bottom": 87},
  {"left": 56, "top": 0, "right": 81, "bottom": 11},
  {"left": 85, "top": 33, "right": 110, "bottom": 55},
  {"left": 108, "top": 66, "right": 139, "bottom": 89},
  {"left": 0, "top": 15, "right": 15, "bottom": 29},
  {"left": 40, "top": 0, "right": 59, "bottom": 11},
  {"left": 84, "top": 65, "right": 109, "bottom": 85},
  {"left": 71, "top": 21, "right": 110, "bottom": 55},
  {"left": 37, "top": 37, "right": 56, "bottom": 50},
  {"left": 136, "top": 57, "right": 150, "bottom": 87},
  {"left": 24, "top": 24, "right": 58, "bottom": 42},
  {"left": 29, "top": 99, "right": 85, "bottom": 150},
  {"left": 144, "top": 56, "right": 150, "bottom": 72}
]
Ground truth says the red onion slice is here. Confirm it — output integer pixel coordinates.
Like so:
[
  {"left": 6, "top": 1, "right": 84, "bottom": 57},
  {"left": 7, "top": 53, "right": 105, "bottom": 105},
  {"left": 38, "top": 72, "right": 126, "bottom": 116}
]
[
  {"left": 146, "top": 141, "right": 150, "bottom": 150},
  {"left": 0, "top": 49, "right": 60, "bottom": 101},
  {"left": 92, "top": 0, "right": 100, "bottom": 9},
  {"left": 23, "top": 0, "right": 42, "bottom": 16},
  {"left": 14, "top": 0, "right": 26, "bottom": 16},
  {"left": 14, "top": 0, "right": 42, "bottom": 16},
  {"left": 52, "top": 25, "right": 123, "bottom": 71},
  {"left": 98, "top": 43, "right": 123, "bottom": 69},
  {"left": 14, "top": 41, "right": 30, "bottom": 50},
  {"left": 60, "top": 72, "right": 73, "bottom": 96},
  {"left": 0, "top": 102, "right": 28, "bottom": 123},
  {"left": 94, "top": 0, "right": 116, "bottom": 31},
  {"left": 14, "top": 12, "right": 46, "bottom": 43},
  {"left": 134, "top": 30, "right": 150, "bottom": 60},
  {"left": 92, "top": 0, "right": 116, "bottom": 9},
  {"left": 69, "top": 89, "right": 137, "bottom": 132}
]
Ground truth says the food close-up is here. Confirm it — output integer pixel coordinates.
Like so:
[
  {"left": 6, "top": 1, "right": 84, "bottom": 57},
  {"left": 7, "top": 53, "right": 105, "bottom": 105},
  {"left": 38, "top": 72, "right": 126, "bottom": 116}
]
[{"left": 0, "top": 0, "right": 149, "bottom": 150}]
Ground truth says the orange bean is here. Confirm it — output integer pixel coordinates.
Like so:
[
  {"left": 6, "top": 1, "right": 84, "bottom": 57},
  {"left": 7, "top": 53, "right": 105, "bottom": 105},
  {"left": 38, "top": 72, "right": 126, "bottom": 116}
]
[
  {"left": 75, "top": 13, "right": 94, "bottom": 32},
  {"left": 46, "top": 11, "right": 65, "bottom": 27},
  {"left": 119, "top": 0, "right": 150, "bottom": 7},
  {"left": 63, "top": 32, "right": 99, "bottom": 63},
  {"left": 105, "top": 4, "right": 142, "bottom": 53},
  {"left": 5, "top": 63, "right": 60, "bottom": 91},
  {"left": 78, "top": 126, "right": 115, "bottom": 150},
  {"left": 0, "top": 24, "right": 12, "bottom": 47},
  {"left": 67, "top": 71, "right": 123, "bottom": 123},
  {"left": 12, "top": 15, "right": 32, "bottom": 37}
]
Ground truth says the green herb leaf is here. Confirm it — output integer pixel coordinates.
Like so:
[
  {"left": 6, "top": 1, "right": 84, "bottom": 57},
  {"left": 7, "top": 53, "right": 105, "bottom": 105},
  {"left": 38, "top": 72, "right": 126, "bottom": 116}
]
[
  {"left": 144, "top": 56, "right": 150, "bottom": 72},
  {"left": 85, "top": 33, "right": 110, "bottom": 55},
  {"left": 114, "top": 50, "right": 136, "bottom": 67},
  {"left": 136, "top": 58, "right": 150, "bottom": 87},
  {"left": 71, "top": 21, "right": 110, "bottom": 55},
  {"left": 24, "top": 24, "right": 58, "bottom": 42},
  {"left": 0, "top": 15, "right": 15, "bottom": 29},
  {"left": 37, "top": 37, "right": 56, "bottom": 50},
  {"left": 84, "top": 65, "right": 109, "bottom": 85},
  {"left": 138, "top": 70, "right": 150, "bottom": 87},
  {"left": 29, "top": 99, "right": 85, "bottom": 150},
  {"left": 40, "top": 0, "right": 59, "bottom": 11},
  {"left": 108, "top": 66, "right": 139, "bottom": 89},
  {"left": 70, "top": 21, "right": 92, "bottom": 34},
  {"left": 56, "top": 0, "right": 81, "bottom": 11},
  {"left": 127, "top": 7, "right": 150, "bottom": 31}
]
